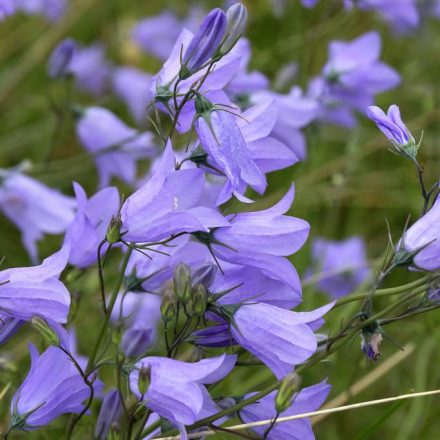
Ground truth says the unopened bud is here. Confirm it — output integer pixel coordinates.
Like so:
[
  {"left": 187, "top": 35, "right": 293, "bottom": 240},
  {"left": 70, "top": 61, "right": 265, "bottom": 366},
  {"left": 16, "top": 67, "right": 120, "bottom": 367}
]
[
  {"left": 121, "top": 327, "right": 154, "bottom": 358},
  {"left": 31, "top": 317, "right": 59, "bottom": 347},
  {"left": 220, "top": 3, "right": 247, "bottom": 54},
  {"left": 47, "top": 38, "right": 76, "bottom": 79},
  {"left": 106, "top": 214, "right": 122, "bottom": 244},
  {"left": 192, "top": 263, "right": 217, "bottom": 288},
  {"left": 95, "top": 389, "right": 123, "bottom": 440},
  {"left": 161, "top": 290, "right": 178, "bottom": 322},
  {"left": 180, "top": 8, "right": 227, "bottom": 79},
  {"left": 173, "top": 263, "right": 191, "bottom": 304},
  {"left": 275, "top": 372, "right": 301, "bottom": 413},
  {"left": 138, "top": 365, "right": 151, "bottom": 395},
  {"left": 192, "top": 284, "right": 207, "bottom": 317}
]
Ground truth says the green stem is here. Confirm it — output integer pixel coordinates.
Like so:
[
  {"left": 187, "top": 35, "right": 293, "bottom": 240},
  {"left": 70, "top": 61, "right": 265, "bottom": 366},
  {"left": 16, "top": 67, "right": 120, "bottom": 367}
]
[{"left": 86, "top": 244, "right": 134, "bottom": 375}]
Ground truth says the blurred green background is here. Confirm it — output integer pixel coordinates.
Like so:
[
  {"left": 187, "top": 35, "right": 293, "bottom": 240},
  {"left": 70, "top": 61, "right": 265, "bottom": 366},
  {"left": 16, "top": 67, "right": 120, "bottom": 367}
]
[{"left": 0, "top": 0, "right": 440, "bottom": 438}]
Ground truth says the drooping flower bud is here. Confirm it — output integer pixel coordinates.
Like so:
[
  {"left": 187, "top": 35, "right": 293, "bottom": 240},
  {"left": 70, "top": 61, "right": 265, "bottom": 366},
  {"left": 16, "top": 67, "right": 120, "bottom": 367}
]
[
  {"left": 95, "top": 389, "right": 123, "bottom": 440},
  {"left": 180, "top": 8, "right": 227, "bottom": 79},
  {"left": 191, "top": 263, "right": 218, "bottom": 288},
  {"left": 121, "top": 327, "right": 154, "bottom": 358},
  {"left": 275, "top": 372, "right": 301, "bottom": 413},
  {"left": 138, "top": 365, "right": 151, "bottom": 395},
  {"left": 173, "top": 263, "right": 191, "bottom": 304},
  {"left": 220, "top": 3, "right": 248, "bottom": 54},
  {"left": 192, "top": 284, "right": 207, "bottom": 317},
  {"left": 47, "top": 38, "right": 76, "bottom": 79},
  {"left": 360, "top": 317, "right": 383, "bottom": 361},
  {"left": 161, "top": 290, "right": 178, "bottom": 322},
  {"left": 106, "top": 214, "right": 122, "bottom": 244},
  {"left": 31, "top": 317, "right": 59, "bottom": 347}
]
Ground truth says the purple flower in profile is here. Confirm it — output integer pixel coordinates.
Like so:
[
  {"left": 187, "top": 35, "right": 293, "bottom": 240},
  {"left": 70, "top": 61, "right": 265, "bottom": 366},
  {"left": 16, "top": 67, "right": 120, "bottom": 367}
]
[
  {"left": 311, "top": 237, "right": 370, "bottom": 298},
  {"left": 15, "top": 0, "right": 67, "bottom": 22},
  {"left": 195, "top": 98, "right": 266, "bottom": 202},
  {"left": 64, "top": 182, "right": 119, "bottom": 268},
  {"left": 180, "top": 8, "right": 227, "bottom": 78},
  {"left": 68, "top": 44, "right": 111, "bottom": 95},
  {"left": 367, "top": 104, "right": 417, "bottom": 157},
  {"left": 10, "top": 345, "right": 99, "bottom": 431},
  {"left": 397, "top": 190, "right": 440, "bottom": 271},
  {"left": 240, "top": 380, "right": 331, "bottom": 440},
  {"left": 0, "top": 245, "right": 70, "bottom": 323},
  {"left": 318, "top": 32, "right": 400, "bottom": 124},
  {"left": 47, "top": 38, "right": 76, "bottom": 79},
  {"left": 76, "top": 106, "right": 156, "bottom": 187},
  {"left": 129, "top": 354, "right": 236, "bottom": 430},
  {"left": 0, "top": 168, "right": 75, "bottom": 262},
  {"left": 229, "top": 302, "right": 333, "bottom": 379},
  {"left": 95, "top": 389, "right": 123, "bottom": 440},
  {"left": 301, "top": 0, "right": 319, "bottom": 7},
  {"left": 205, "top": 186, "right": 308, "bottom": 296},
  {"left": 112, "top": 67, "right": 152, "bottom": 123}
]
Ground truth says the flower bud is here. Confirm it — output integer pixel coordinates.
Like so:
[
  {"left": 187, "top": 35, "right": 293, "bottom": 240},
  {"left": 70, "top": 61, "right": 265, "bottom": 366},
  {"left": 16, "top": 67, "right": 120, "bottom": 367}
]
[
  {"left": 121, "top": 327, "right": 154, "bottom": 358},
  {"left": 47, "top": 38, "right": 76, "bottom": 79},
  {"left": 173, "top": 263, "right": 191, "bottom": 304},
  {"left": 31, "top": 317, "right": 59, "bottom": 347},
  {"left": 192, "top": 263, "right": 218, "bottom": 288},
  {"left": 220, "top": 3, "right": 248, "bottom": 54},
  {"left": 95, "top": 389, "right": 123, "bottom": 440},
  {"left": 161, "top": 290, "right": 178, "bottom": 322},
  {"left": 180, "top": 8, "right": 227, "bottom": 79},
  {"left": 192, "top": 284, "right": 207, "bottom": 317},
  {"left": 106, "top": 214, "right": 122, "bottom": 244},
  {"left": 138, "top": 365, "right": 151, "bottom": 395},
  {"left": 275, "top": 372, "right": 301, "bottom": 413}
]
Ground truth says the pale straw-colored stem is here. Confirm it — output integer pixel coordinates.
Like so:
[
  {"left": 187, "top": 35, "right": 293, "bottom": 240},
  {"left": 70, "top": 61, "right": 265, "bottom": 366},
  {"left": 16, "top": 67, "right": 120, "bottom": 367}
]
[{"left": 155, "top": 382, "right": 440, "bottom": 440}]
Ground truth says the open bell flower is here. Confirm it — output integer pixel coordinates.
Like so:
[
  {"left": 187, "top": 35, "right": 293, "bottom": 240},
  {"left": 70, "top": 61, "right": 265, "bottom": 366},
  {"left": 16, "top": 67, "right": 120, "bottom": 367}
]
[
  {"left": 0, "top": 168, "right": 75, "bottom": 262},
  {"left": 129, "top": 354, "right": 236, "bottom": 432},
  {"left": 396, "top": 190, "right": 440, "bottom": 271},
  {"left": 0, "top": 244, "right": 70, "bottom": 323},
  {"left": 10, "top": 345, "right": 101, "bottom": 431},
  {"left": 229, "top": 302, "right": 334, "bottom": 379},
  {"left": 76, "top": 106, "right": 156, "bottom": 187},
  {"left": 240, "top": 380, "right": 331, "bottom": 440}
]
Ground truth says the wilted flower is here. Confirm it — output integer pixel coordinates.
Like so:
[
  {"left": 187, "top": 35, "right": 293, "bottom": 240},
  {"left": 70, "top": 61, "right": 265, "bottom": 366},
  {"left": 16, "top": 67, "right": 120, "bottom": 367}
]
[
  {"left": 396, "top": 191, "right": 440, "bottom": 271},
  {"left": 240, "top": 380, "right": 331, "bottom": 439},
  {"left": 360, "top": 319, "right": 383, "bottom": 361},
  {"left": 10, "top": 345, "right": 99, "bottom": 431},
  {"left": 76, "top": 106, "right": 155, "bottom": 187},
  {"left": 311, "top": 237, "right": 370, "bottom": 298},
  {"left": 0, "top": 245, "right": 70, "bottom": 323},
  {"left": 0, "top": 168, "right": 75, "bottom": 262},
  {"left": 95, "top": 389, "right": 123, "bottom": 440},
  {"left": 64, "top": 182, "right": 119, "bottom": 268},
  {"left": 47, "top": 38, "right": 76, "bottom": 79},
  {"left": 367, "top": 104, "right": 417, "bottom": 159},
  {"left": 129, "top": 354, "right": 236, "bottom": 431},
  {"left": 180, "top": 8, "right": 227, "bottom": 79}
]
